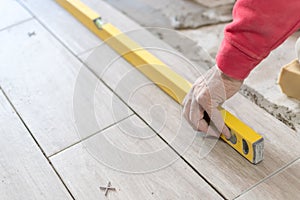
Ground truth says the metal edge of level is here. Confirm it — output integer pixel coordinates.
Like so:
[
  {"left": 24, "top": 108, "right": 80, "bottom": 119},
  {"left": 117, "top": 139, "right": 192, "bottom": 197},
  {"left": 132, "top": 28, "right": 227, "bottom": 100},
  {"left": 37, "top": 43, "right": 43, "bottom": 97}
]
[{"left": 56, "top": 0, "right": 265, "bottom": 164}]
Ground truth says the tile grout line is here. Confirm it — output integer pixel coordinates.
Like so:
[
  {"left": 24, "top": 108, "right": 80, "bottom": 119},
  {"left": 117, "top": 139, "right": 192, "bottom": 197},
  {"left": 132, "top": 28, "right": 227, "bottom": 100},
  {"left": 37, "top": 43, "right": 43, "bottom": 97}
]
[
  {"left": 0, "top": 6, "right": 134, "bottom": 196},
  {"left": 129, "top": 113, "right": 228, "bottom": 199},
  {"left": 233, "top": 157, "right": 300, "bottom": 199},
  {"left": 75, "top": 57, "right": 226, "bottom": 199},
  {"left": 49, "top": 113, "right": 134, "bottom": 158},
  {"left": 13, "top": 1, "right": 300, "bottom": 199},
  {"left": 0, "top": 17, "right": 34, "bottom": 32},
  {"left": 16, "top": 1, "right": 227, "bottom": 198},
  {"left": 0, "top": 88, "right": 76, "bottom": 200},
  {"left": 76, "top": 45, "right": 100, "bottom": 57},
  {"left": 15, "top": 0, "right": 92, "bottom": 57},
  {"left": 75, "top": 39, "right": 228, "bottom": 200},
  {"left": 15, "top": 0, "right": 141, "bottom": 160},
  {"left": 77, "top": 56, "right": 227, "bottom": 199}
]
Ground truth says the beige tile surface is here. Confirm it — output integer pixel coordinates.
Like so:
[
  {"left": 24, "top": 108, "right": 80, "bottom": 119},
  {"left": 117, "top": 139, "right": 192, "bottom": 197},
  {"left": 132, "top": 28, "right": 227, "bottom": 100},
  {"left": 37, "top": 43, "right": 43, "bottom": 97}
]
[
  {"left": 237, "top": 159, "right": 300, "bottom": 200},
  {"left": 19, "top": 0, "right": 140, "bottom": 55},
  {"left": 72, "top": 1, "right": 300, "bottom": 198},
  {"left": 0, "top": 90, "right": 72, "bottom": 200},
  {"left": 0, "top": 0, "right": 32, "bottom": 30},
  {"left": 0, "top": 19, "right": 131, "bottom": 156},
  {"left": 3, "top": 0, "right": 299, "bottom": 199},
  {"left": 50, "top": 115, "right": 223, "bottom": 200},
  {"left": 81, "top": 25, "right": 300, "bottom": 199}
]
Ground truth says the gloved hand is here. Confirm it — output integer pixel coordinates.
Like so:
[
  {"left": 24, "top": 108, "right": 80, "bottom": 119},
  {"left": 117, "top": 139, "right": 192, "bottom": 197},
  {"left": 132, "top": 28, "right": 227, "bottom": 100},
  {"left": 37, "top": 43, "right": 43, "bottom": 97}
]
[{"left": 183, "top": 65, "right": 243, "bottom": 139}]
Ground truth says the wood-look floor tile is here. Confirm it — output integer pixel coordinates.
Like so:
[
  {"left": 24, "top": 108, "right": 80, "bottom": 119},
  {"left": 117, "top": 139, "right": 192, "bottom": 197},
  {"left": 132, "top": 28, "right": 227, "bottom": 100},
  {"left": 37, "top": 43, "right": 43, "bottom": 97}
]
[
  {"left": 0, "top": 91, "right": 72, "bottom": 200},
  {"left": 237, "top": 159, "right": 300, "bottom": 200},
  {"left": 50, "top": 115, "right": 222, "bottom": 200},
  {"left": 20, "top": 0, "right": 140, "bottom": 55},
  {"left": 0, "top": 19, "right": 131, "bottom": 156},
  {"left": 0, "top": 0, "right": 32, "bottom": 30},
  {"left": 81, "top": 28, "right": 300, "bottom": 199}
]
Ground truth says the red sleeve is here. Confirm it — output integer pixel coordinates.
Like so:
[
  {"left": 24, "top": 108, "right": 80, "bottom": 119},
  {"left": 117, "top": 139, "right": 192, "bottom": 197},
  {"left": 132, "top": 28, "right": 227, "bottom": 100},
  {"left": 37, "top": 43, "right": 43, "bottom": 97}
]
[{"left": 216, "top": 0, "right": 300, "bottom": 80}]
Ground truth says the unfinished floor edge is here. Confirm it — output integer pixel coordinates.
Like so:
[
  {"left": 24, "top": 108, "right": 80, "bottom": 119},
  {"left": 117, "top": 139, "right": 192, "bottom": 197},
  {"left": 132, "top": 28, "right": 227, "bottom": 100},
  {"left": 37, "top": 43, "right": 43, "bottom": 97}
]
[{"left": 240, "top": 85, "right": 300, "bottom": 132}]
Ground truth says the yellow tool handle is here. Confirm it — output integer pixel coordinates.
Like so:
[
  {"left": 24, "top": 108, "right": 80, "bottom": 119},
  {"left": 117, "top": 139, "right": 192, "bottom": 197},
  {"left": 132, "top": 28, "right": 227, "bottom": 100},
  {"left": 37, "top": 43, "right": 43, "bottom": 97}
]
[{"left": 56, "top": 0, "right": 264, "bottom": 164}]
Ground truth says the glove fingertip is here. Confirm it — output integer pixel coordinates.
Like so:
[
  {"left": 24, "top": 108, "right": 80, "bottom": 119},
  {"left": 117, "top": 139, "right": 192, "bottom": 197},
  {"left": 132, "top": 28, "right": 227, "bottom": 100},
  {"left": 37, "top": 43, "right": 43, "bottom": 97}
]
[
  {"left": 197, "top": 119, "right": 208, "bottom": 133},
  {"left": 222, "top": 125, "right": 232, "bottom": 140}
]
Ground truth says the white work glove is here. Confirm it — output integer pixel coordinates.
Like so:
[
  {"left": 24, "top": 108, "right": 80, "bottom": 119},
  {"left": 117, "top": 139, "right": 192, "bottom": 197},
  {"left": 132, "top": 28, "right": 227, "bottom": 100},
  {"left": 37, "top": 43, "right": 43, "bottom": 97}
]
[{"left": 183, "top": 65, "right": 243, "bottom": 139}]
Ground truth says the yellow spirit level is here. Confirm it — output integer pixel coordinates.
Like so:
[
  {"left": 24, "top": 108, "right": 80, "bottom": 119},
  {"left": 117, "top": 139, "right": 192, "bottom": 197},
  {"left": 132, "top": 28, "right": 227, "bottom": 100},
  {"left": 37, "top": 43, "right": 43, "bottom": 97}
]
[{"left": 56, "top": 0, "right": 264, "bottom": 164}]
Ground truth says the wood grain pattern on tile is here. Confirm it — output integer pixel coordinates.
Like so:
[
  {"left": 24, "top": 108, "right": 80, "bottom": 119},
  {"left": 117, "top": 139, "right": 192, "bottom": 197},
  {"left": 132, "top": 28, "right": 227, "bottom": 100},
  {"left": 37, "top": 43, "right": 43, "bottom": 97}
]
[
  {"left": 80, "top": 23, "right": 300, "bottom": 199},
  {"left": 237, "top": 159, "right": 300, "bottom": 200},
  {"left": 20, "top": 0, "right": 140, "bottom": 55},
  {"left": 0, "top": 0, "right": 32, "bottom": 30},
  {"left": 0, "top": 91, "right": 72, "bottom": 200},
  {"left": 14, "top": 0, "right": 300, "bottom": 198},
  {"left": 50, "top": 115, "right": 222, "bottom": 200},
  {"left": 0, "top": 19, "right": 131, "bottom": 156}
]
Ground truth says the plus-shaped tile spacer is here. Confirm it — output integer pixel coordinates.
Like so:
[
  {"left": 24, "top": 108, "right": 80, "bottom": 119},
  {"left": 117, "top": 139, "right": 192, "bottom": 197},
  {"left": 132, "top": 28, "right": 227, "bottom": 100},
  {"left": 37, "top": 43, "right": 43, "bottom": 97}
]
[{"left": 99, "top": 181, "right": 116, "bottom": 197}]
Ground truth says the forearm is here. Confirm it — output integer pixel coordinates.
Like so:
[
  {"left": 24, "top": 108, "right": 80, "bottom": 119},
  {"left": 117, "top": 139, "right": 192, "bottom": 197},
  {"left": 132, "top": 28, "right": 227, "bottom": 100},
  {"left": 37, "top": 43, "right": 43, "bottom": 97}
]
[{"left": 216, "top": 0, "right": 300, "bottom": 80}]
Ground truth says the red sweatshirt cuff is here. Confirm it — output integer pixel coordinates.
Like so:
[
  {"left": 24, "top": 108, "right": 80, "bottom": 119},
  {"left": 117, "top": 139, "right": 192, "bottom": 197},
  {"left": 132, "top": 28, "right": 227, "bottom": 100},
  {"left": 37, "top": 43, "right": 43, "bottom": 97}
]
[{"left": 216, "top": 38, "right": 262, "bottom": 80}]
